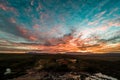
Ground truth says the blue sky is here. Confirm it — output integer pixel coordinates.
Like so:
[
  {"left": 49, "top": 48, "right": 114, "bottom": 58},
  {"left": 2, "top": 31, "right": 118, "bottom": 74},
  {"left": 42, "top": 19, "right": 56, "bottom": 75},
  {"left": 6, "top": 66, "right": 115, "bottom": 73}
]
[{"left": 0, "top": 0, "right": 120, "bottom": 53}]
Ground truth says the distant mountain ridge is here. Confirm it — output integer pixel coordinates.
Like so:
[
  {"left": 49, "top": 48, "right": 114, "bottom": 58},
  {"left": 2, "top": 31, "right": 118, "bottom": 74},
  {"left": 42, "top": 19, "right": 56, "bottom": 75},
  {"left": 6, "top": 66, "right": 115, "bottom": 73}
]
[{"left": 27, "top": 51, "right": 120, "bottom": 56}]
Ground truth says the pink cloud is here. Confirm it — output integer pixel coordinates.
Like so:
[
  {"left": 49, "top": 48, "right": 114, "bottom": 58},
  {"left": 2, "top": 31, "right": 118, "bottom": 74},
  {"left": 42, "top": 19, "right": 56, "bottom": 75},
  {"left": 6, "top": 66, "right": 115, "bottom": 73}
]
[
  {"left": 33, "top": 24, "right": 40, "bottom": 29},
  {"left": 108, "top": 22, "right": 120, "bottom": 27},
  {"left": 10, "top": 18, "right": 16, "bottom": 23},
  {"left": 0, "top": 4, "right": 14, "bottom": 11},
  {"left": 17, "top": 26, "right": 39, "bottom": 41},
  {"left": 0, "top": 4, "right": 7, "bottom": 11},
  {"left": 0, "top": 3, "right": 17, "bottom": 15}
]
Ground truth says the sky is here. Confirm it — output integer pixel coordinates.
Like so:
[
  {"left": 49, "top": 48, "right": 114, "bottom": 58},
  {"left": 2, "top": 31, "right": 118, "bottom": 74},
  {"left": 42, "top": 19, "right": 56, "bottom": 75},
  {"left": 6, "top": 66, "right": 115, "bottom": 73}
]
[{"left": 0, "top": 0, "right": 120, "bottom": 54}]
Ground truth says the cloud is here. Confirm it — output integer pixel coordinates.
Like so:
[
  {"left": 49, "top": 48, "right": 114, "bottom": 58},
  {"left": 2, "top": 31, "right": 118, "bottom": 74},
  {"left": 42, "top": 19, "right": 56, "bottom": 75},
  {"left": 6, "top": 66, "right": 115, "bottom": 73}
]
[
  {"left": 98, "top": 30, "right": 120, "bottom": 43},
  {"left": 10, "top": 18, "right": 16, "bottom": 23},
  {"left": 91, "top": 43, "right": 120, "bottom": 53},
  {"left": 0, "top": 3, "right": 14, "bottom": 11},
  {"left": 0, "top": 15, "right": 23, "bottom": 37},
  {"left": 17, "top": 26, "right": 40, "bottom": 41},
  {"left": 0, "top": 15, "right": 39, "bottom": 42},
  {"left": 94, "top": 11, "right": 106, "bottom": 19},
  {"left": 0, "top": 3, "right": 17, "bottom": 15},
  {"left": 107, "top": 8, "right": 119, "bottom": 16},
  {"left": 0, "top": 0, "right": 120, "bottom": 53}
]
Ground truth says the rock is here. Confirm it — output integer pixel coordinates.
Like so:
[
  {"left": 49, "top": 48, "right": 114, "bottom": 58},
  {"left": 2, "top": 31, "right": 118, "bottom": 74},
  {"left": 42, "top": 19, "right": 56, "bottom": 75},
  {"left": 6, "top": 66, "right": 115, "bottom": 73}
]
[{"left": 4, "top": 68, "right": 11, "bottom": 75}]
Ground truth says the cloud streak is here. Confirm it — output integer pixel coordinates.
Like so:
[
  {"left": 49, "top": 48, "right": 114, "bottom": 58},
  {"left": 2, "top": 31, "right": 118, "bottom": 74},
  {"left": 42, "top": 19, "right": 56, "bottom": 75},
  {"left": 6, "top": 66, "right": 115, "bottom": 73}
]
[{"left": 0, "top": 0, "right": 120, "bottom": 53}]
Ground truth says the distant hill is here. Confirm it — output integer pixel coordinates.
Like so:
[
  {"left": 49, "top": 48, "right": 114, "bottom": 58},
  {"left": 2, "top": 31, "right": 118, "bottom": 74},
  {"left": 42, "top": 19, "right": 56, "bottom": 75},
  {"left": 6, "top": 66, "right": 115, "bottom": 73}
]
[{"left": 27, "top": 51, "right": 120, "bottom": 56}]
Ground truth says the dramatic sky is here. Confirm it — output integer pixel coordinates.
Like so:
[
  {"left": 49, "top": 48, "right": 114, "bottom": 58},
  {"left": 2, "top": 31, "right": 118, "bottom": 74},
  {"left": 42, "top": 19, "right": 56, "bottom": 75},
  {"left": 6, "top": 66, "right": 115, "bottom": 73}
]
[{"left": 0, "top": 0, "right": 120, "bottom": 53}]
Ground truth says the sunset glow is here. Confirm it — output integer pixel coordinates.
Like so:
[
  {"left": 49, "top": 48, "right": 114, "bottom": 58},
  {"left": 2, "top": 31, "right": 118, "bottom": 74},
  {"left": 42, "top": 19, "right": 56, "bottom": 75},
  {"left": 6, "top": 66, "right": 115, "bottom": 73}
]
[{"left": 0, "top": 0, "right": 120, "bottom": 54}]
